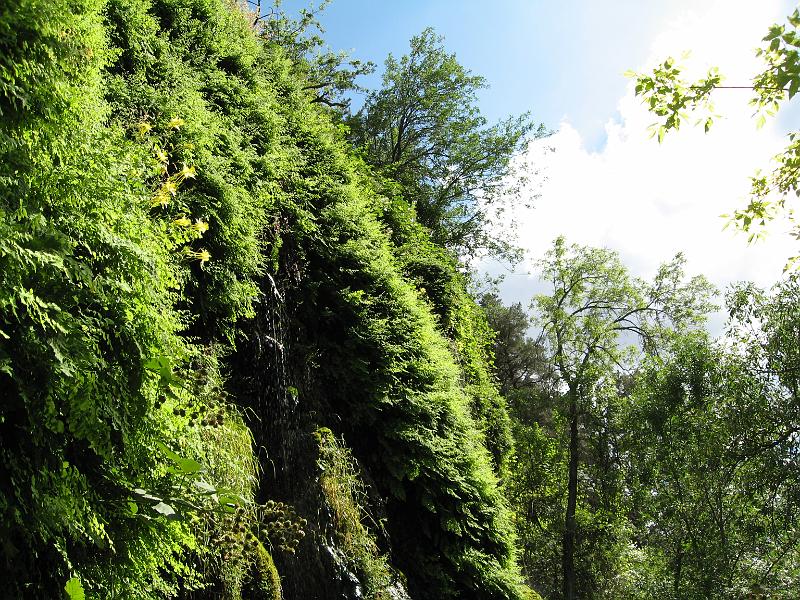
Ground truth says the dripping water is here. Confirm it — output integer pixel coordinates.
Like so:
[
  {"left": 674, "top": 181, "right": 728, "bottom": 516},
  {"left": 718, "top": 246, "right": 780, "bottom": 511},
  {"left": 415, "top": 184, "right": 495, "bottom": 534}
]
[{"left": 242, "top": 270, "right": 299, "bottom": 501}]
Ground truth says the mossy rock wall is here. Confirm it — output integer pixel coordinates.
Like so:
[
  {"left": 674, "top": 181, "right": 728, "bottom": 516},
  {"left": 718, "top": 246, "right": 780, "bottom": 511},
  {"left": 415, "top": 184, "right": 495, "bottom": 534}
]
[{"left": 0, "top": 0, "right": 530, "bottom": 597}]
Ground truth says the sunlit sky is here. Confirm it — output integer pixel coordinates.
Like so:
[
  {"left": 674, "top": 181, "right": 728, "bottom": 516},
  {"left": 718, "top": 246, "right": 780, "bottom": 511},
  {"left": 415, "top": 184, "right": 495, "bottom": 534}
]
[{"left": 279, "top": 0, "right": 798, "bottom": 331}]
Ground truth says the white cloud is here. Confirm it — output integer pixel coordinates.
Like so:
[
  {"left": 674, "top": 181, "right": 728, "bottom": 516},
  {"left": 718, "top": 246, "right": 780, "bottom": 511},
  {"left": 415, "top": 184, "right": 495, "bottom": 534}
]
[{"left": 490, "top": 0, "right": 796, "bottom": 324}]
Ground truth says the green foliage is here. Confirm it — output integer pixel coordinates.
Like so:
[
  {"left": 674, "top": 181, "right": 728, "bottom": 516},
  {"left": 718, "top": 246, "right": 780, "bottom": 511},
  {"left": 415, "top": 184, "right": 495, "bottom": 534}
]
[
  {"left": 0, "top": 0, "right": 270, "bottom": 594},
  {"left": 500, "top": 338, "right": 638, "bottom": 599},
  {"left": 481, "top": 294, "right": 563, "bottom": 597},
  {"left": 287, "top": 177, "right": 527, "bottom": 597},
  {"left": 492, "top": 245, "right": 800, "bottom": 599},
  {"left": 103, "top": 0, "right": 273, "bottom": 339},
  {"left": 627, "top": 314, "right": 800, "bottom": 598},
  {"left": 528, "top": 237, "right": 714, "bottom": 600},
  {"left": 0, "top": 0, "right": 531, "bottom": 597},
  {"left": 315, "top": 427, "right": 397, "bottom": 598},
  {"left": 506, "top": 418, "right": 567, "bottom": 597},
  {"left": 481, "top": 294, "right": 550, "bottom": 397},
  {"left": 1, "top": 0, "right": 195, "bottom": 594},
  {"left": 627, "top": 56, "right": 721, "bottom": 142},
  {"left": 263, "top": 90, "right": 526, "bottom": 594},
  {"left": 258, "top": 0, "right": 375, "bottom": 111},
  {"left": 248, "top": 542, "right": 282, "bottom": 600},
  {"left": 64, "top": 577, "right": 85, "bottom": 600},
  {"left": 397, "top": 239, "right": 514, "bottom": 471},
  {"left": 533, "top": 237, "right": 716, "bottom": 371}
]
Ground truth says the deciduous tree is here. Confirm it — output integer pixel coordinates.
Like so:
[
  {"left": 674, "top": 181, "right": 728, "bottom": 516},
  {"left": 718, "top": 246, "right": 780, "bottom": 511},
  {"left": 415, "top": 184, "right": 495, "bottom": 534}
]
[
  {"left": 349, "top": 28, "right": 544, "bottom": 261},
  {"left": 627, "top": 277, "right": 800, "bottom": 598},
  {"left": 481, "top": 293, "right": 550, "bottom": 396},
  {"left": 630, "top": 8, "right": 800, "bottom": 266},
  {"left": 257, "top": 0, "right": 375, "bottom": 110},
  {"left": 532, "top": 237, "right": 714, "bottom": 600}
]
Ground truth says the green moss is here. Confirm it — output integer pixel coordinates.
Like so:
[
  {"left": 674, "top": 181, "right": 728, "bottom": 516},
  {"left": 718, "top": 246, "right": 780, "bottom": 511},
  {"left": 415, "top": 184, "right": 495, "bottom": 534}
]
[
  {"left": 316, "top": 428, "right": 396, "bottom": 598},
  {"left": 249, "top": 543, "right": 282, "bottom": 600}
]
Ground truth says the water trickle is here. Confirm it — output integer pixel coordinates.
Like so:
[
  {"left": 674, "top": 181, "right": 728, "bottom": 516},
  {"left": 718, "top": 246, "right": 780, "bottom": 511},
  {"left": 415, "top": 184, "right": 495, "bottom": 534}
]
[
  {"left": 265, "top": 272, "right": 284, "bottom": 302},
  {"left": 234, "top": 269, "right": 300, "bottom": 502}
]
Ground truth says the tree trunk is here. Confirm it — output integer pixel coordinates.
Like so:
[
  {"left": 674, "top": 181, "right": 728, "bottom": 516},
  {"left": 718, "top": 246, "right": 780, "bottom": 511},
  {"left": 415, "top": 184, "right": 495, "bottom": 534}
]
[
  {"left": 562, "top": 394, "right": 579, "bottom": 600},
  {"left": 673, "top": 544, "right": 683, "bottom": 598}
]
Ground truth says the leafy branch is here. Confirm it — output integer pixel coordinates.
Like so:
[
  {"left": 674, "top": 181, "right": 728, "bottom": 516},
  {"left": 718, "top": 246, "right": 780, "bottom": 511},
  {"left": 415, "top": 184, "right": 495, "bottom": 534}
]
[{"left": 628, "top": 8, "right": 800, "bottom": 268}]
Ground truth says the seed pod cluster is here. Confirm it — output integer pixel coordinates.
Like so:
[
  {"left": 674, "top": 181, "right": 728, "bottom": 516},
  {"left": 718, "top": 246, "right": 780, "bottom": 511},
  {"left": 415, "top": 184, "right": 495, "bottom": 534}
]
[
  {"left": 162, "top": 401, "right": 227, "bottom": 429},
  {"left": 212, "top": 501, "right": 308, "bottom": 562},
  {"left": 260, "top": 501, "right": 307, "bottom": 554},
  {"left": 200, "top": 408, "right": 225, "bottom": 428},
  {"left": 215, "top": 507, "right": 255, "bottom": 561}
]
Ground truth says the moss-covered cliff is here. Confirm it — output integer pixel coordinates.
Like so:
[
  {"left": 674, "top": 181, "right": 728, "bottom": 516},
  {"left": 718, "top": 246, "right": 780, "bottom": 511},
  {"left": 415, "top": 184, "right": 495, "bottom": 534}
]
[{"left": 0, "top": 1, "right": 535, "bottom": 598}]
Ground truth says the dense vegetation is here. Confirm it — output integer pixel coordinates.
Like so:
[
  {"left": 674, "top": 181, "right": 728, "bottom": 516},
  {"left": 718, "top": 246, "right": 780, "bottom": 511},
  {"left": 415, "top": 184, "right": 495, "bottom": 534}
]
[
  {"left": 488, "top": 270, "right": 800, "bottom": 599},
  {"left": 1, "top": 1, "right": 798, "bottom": 599},
  {"left": 0, "top": 0, "right": 531, "bottom": 597}
]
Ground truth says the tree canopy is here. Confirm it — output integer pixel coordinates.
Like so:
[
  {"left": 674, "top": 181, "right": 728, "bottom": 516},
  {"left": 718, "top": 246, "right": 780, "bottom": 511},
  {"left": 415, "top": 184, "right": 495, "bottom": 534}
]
[
  {"left": 531, "top": 237, "right": 714, "bottom": 600},
  {"left": 349, "top": 28, "right": 544, "bottom": 261},
  {"left": 258, "top": 0, "right": 375, "bottom": 111},
  {"left": 625, "top": 278, "right": 800, "bottom": 598}
]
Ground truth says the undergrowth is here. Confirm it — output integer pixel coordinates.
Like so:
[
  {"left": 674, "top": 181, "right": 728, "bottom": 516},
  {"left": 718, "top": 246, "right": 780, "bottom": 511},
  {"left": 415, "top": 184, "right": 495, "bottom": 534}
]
[{"left": 316, "top": 427, "right": 397, "bottom": 599}]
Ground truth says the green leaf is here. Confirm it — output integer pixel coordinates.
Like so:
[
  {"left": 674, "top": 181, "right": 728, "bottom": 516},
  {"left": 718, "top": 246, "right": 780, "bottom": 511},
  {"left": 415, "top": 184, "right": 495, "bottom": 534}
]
[
  {"left": 64, "top": 577, "right": 85, "bottom": 600},
  {"left": 157, "top": 442, "right": 205, "bottom": 474},
  {"left": 217, "top": 492, "right": 246, "bottom": 511},
  {"left": 789, "top": 77, "right": 799, "bottom": 99},
  {"left": 133, "top": 488, "right": 162, "bottom": 503},
  {"left": 193, "top": 480, "right": 217, "bottom": 494},
  {"left": 176, "top": 458, "right": 203, "bottom": 473},
  {"left": 144, "top": 356, "right": 170, "bottom": 376},
  {"left": 145, "top": 355, "right": 184, "bottom": 388},
  {"left": 156, "top": 441, "right": 183, "bottom": 462},
  {"left": 152, "top": 501, "right": 178, "bottom": 519}
]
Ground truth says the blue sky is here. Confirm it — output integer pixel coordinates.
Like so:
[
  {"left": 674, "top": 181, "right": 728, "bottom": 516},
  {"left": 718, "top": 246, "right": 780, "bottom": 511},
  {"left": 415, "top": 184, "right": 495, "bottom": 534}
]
[
  {"left": 277, "top": 1, "right": 798, "bottom": 331},
  {"left": 278, "top": 0, "right": 734, "bottom": 149}
]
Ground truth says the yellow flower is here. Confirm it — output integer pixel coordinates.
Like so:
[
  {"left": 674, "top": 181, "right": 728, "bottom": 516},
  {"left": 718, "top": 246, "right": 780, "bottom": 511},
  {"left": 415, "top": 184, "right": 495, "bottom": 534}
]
[
  {"left": 168, "top": 117, "right": 185, "bottom": 130},
  {"left": 152, "top": 181, "right": 176, "bottom": 208},
  {"left": 178, "top": 163, "right": 197, "bottom": 182},
  {"left": 173, "top": 217, "right": 191, "bottom": 227},
  {"left": 154, "top": 147, "right": 168, "bottom": 164},
  {"left": 192, "top": 219, "right": 209, "bottom": 234},
  {"left": 137, "top": 122, "right": 152, "bottom": 138},
  {"left": 191, "top": 249, "right": 211, "bottom": 265},
  {"left": 163, "top": 180, "right": 177, "bottom": 197},
  {"left": 152, "top": 189, "right": 170, "bottom": 208}
]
